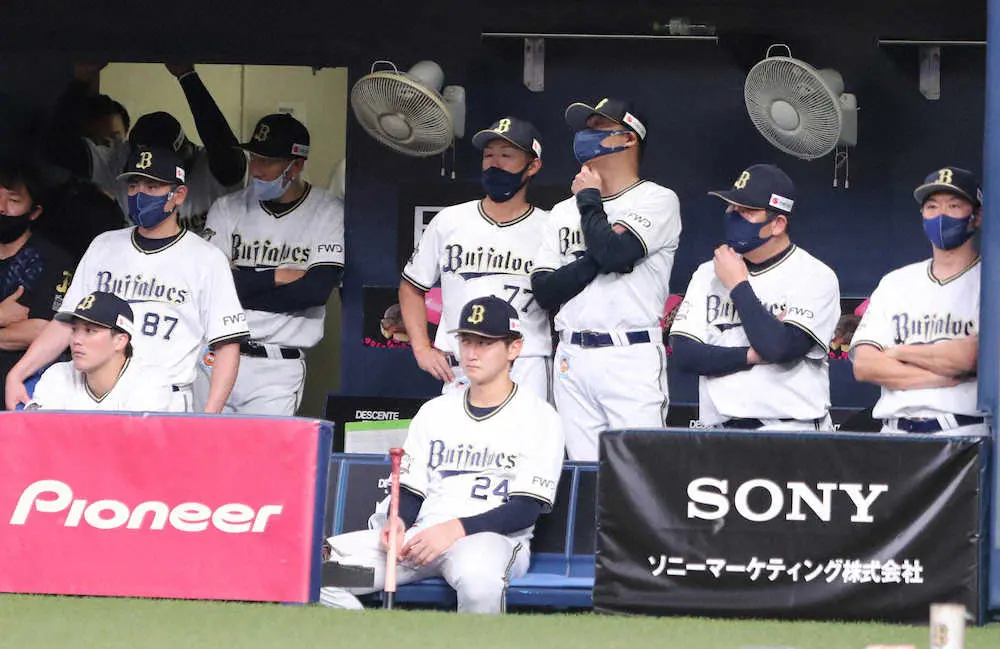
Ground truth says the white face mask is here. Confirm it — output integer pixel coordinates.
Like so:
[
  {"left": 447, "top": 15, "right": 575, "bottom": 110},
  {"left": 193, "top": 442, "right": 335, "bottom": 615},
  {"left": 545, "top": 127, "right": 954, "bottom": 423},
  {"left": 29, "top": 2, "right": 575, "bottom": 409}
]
[{"left": 251, "top": 162, "right": 294, "bottom": 201}]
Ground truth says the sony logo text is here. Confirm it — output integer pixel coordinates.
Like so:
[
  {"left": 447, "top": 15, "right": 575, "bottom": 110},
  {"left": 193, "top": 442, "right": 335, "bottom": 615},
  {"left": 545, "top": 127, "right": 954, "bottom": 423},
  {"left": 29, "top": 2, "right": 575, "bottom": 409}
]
[
  {"left": 9, "top": 480, "right": 283, "bottom": 533},
  {"left": 687, "top": 478, "right": 888, "bottom": 523}
]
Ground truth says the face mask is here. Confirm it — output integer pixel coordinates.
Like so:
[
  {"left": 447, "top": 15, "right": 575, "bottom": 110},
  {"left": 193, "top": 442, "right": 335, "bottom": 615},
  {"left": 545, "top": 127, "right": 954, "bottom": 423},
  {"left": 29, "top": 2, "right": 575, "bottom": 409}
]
[
  {"left": 252, "top": 162, "right": 294, "bottom": 201},
  {"left": 128, "top": 191, "right": 175, "bottom": 229},
  {"left": 573, "top": 129, "right": 631, "bottom": 164},
  {"left": 481, "top": 164, "right": 530, "bottom": 203},
  {"left": 725, "top": 210, "right": 775, "bottom": 254},
  {"left": 0, "top": 211, "right": 34, "bottom": 244},
  {"left": 923, "top": 213, "right": 976, "bottom": 250}
]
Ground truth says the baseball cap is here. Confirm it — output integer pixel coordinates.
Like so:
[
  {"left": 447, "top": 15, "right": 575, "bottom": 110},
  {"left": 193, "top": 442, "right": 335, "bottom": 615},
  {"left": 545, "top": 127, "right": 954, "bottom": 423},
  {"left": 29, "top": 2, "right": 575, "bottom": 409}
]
[
  {"left": 238, "top": 114, "right": 310, "bottom": 159},
  {"left": 913, "top": 167, "right": 982, "bottom": 207},
  {"left": 564, "top": 97, "right": 647, "bottom": 141},
  {"left": 709, "top": 164, "right": 796, "bottom": 215},
  {"left": 55, "top": 291, "right": 135, "bottom": 337},
  {"left": 449, "top": 296, "right": 522, "bottom": 339},
  {"left": 117, "top": 146, "right": 187, "bottom": 185},
  {"left": 129, "top": 111, "right": 187, "bottom": 153},
  {"left": 471, "top": 117, "right": 543, "bottom": 159}
]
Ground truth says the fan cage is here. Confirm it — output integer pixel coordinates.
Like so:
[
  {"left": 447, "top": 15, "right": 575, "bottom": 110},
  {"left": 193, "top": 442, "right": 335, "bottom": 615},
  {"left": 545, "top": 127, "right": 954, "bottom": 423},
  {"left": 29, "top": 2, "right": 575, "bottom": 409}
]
[
  {"left": 351, "top": 71, "right": 454, "bottom": 157},
  {"left": 744, "top": 56, "right": 843, "bottom": 160}
]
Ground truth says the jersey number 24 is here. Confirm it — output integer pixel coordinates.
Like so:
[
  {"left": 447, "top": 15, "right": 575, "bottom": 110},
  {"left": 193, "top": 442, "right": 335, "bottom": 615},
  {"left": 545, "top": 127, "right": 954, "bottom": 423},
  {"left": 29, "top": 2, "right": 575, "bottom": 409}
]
[{"left": 470, "top": 477, "right": 509, "bottom": 501}]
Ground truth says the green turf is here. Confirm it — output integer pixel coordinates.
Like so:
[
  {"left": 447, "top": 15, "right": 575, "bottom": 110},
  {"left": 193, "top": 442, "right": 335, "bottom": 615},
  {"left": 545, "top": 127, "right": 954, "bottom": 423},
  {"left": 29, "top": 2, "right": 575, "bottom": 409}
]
[{"left": 1, "top": 595, "right": 997, "bottom": 649}]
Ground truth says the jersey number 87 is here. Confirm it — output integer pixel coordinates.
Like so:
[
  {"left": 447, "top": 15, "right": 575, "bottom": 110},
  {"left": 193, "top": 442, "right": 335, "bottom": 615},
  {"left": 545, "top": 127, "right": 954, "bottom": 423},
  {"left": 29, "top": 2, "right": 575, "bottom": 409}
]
[{"left": 141, "top": 312, "right": 179, "bottom": 340}]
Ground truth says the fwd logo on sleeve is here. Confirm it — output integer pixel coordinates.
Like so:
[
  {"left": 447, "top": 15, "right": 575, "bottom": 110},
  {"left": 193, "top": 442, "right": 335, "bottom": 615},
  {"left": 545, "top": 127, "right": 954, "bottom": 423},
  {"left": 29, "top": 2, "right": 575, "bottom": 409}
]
[{"left": 686, "top": 478, "right": 888, "bottom": 524}]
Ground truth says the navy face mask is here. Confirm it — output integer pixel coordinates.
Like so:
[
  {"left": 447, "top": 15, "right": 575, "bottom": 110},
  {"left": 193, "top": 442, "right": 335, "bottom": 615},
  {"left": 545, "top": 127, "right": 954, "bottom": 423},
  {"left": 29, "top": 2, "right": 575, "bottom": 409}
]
[
  {"left": 923, "top": 213, "right": 976, "bottom": 250},
  {"left": 481, "top": 163, "right": 530, "bottom": 203},
  {"left": 725, "top": 210, "right": 776, "bottom": 254},
  {"left": 128, "top": 191, "right": 175, "bottom": 228},
  {"left": 572, "top": 129, "right": 630, "bottom": 164}
]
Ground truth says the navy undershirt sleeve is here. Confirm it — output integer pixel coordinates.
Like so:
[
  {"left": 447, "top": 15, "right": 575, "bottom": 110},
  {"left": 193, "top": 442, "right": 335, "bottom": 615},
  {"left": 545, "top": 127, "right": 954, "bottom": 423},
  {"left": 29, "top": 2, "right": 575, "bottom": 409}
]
[
  {"left": 399, "top": 487, "right": 424, "bottom": 529},
  {"left": 459, "top": 496, "right": 545, "bottom": 536},
  {"left": 178, "top": 72, "right": 247, "bottom": 186},
  {"left": 729, "top": 281, "right": 817, "bottom": 363},
  {"left": 576, "top": 188, "right": 646, "bottom": 273},
  {"left": 236, "top": 265, "right": 343, "bottom": 312},
  {"left": 530, "top": 253, "right": 600, "bottom": 310},
  {"left": 669, "top": 334, "right": 751, "bottom": 376}
]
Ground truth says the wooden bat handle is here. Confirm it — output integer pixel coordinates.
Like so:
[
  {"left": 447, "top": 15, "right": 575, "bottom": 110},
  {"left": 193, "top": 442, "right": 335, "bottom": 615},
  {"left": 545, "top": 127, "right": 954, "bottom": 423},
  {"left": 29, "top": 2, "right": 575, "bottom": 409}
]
[{"left": 383, "top": 447, "right": 405, "bottom": 609}]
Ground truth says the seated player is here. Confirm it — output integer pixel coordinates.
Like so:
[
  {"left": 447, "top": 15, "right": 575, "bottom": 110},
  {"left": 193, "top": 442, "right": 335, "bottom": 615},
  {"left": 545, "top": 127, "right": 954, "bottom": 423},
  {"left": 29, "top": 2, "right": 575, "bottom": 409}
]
[
  {"left": 320, "top": 296, "right": 564, "bottom": 614},
  {"left": 26, "top": 291, "right": 176, "bottom": 412}
]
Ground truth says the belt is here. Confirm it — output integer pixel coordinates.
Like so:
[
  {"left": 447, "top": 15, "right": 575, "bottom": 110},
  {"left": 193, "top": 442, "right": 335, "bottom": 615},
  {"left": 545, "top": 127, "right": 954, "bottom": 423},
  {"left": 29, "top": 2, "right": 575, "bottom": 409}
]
[
  {"left": 895, "top": 415, "right": 985, "bottom": 433},
  {"left": 722, "top": 417, "right": 823, "bottom": 430},
  {"left": 568, "top": 330, "right": 651, "bottom": 349},
  {"left": 240, "top": 341, "right": 303, "bottom": 360}
]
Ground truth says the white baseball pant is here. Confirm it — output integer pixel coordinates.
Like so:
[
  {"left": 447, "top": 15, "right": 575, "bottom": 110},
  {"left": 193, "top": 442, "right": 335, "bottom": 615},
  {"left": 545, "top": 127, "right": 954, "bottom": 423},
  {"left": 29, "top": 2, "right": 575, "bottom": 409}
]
[
  {"left": 553, "top": 340, "right": 668, "bottom": 461},
  {"left": 319, "top": 528, "right": 529, "bottom": 613},
  {"left": 194, "top": 354, "right": 306, "bottom": 416}
]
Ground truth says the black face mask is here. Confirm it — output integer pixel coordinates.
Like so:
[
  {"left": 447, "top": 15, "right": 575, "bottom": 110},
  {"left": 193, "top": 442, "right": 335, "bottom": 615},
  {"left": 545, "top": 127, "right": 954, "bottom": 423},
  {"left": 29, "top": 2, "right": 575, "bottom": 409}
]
[{"left": 0, "top": 211, "right": 34, "bottom": 244}]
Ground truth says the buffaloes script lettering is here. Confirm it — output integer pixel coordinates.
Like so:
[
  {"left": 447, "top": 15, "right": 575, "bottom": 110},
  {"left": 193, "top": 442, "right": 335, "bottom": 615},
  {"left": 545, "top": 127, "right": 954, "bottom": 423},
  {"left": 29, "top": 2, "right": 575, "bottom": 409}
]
[
  {"left": 558, "top": 227, "right": 585, "bottom": 256},
  {"left": 427, "top": 440, "right": 519, "bottom": 471},
  {"left": 231, "top": 235, "right": 311, "bottom": 266},
  {"left": 443, "top": 244, "right": 534, "bottom": 275},
  {"left": 706, "top": 296, "right": 815, "bottom": 325},
  {"left": 95, "top": 271, "right": 189, "bottom": 305},
  {"left": 892, "top": 312, "right": 976, "bottom": 345},
  {"left": 686, "top": 477, "right": 889, "bottom": 523}
]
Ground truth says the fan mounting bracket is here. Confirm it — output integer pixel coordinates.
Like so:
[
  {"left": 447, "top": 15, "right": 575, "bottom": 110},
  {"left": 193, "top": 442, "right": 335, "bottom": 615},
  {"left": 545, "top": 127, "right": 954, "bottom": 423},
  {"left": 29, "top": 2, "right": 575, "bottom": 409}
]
[{"left": 523, "top": 37, "right": 545, "bottom": 92}]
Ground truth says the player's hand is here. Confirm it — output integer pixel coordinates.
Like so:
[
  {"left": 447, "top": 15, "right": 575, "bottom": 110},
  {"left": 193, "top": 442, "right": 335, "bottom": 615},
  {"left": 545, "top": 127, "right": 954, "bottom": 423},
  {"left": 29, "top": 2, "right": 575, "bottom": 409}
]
[
  {"left": 413, "top": 345, "right": 455, "bottom": 383},
  {"left": 746, "top": 347, "right": 766, "bottom": 365},
  {"left": 571, "top": 165, "right": 603, "bottom": 195},
  {"left": 165, "top": 63, "right": 195, "bottom": 78},
  {"left": 401, "top": 519, "right": 466, "bottom": 567},
  {"left": 713, "top": 245, "right": 749, "bottom": 290},
  {"left": 5, "top": 372, "right": 29, "bottom": 411},
  {"left": 274, "top": 268, "right": 306, "bottom": 285},
  {"left": 0, "top": 286, "right": 28, "bottom": 327},
  {"left": 379, "top": 517, "right": 406, "bottom": 561}
]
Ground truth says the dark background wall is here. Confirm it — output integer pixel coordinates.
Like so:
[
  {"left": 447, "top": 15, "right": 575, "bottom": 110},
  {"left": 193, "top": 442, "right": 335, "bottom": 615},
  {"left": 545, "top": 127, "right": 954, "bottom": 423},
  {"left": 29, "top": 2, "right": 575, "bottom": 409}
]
[{"left": 0, "top": 0, "right": 986, "bottom": 403}]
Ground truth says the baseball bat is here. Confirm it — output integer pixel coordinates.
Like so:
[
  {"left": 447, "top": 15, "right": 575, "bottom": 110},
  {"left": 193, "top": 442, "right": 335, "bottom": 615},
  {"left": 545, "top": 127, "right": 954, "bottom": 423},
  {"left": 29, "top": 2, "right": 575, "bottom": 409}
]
[{"left": 383, "top": 447, "right": 405, "bottom": 610}]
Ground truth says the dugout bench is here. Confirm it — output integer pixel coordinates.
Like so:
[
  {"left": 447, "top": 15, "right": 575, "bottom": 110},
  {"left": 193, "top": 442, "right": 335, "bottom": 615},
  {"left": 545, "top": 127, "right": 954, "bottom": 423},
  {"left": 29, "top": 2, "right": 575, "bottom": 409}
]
[{"left": 324, "top": 454, "right": 597, "bottom": 609}]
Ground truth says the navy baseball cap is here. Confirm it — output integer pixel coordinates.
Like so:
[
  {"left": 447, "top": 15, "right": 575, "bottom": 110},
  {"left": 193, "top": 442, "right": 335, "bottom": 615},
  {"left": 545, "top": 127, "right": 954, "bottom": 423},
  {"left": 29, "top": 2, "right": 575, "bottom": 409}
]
[
  {"left": 709, "top": 164, "right": 796, "bottom": 215},
  {"left": 117, "top": 146, "right": 187, "bottom": 185},
  {"left": 449, "top": 296, "right": 522, "bottom": 339},
  {"left": 56, "top": 291, "right": 135, "bottom": 337},
  {"left": 130, "top": 111, "right": 187, "bottom": 153},
  {"left": 913, "top": 167, "right": 982, "bottom": 207},
  {"left": 471, "top": 117, "right": 543, "bottom": 159},
  {"left": 565, "top": 97, "right": 647, "bottom": 141},
  {"left": 239, "top": 114, "right": 310, "bottom": 159}
]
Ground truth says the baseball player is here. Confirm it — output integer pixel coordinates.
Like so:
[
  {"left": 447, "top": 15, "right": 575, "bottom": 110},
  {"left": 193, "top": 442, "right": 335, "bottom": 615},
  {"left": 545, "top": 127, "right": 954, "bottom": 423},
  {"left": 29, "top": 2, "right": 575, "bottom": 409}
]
[
  {"left": 47, "top": 63, "right": 246, "bottom": 233},
  {"left": 669, "top": 164, "right": 841, "bottom": 430},
  {"left": 531, "top": 97, "right": 681, "bottom": 460},
  {"left": 26, "top": 291, "right": 176, "bottom": 412},
  {"left": 850, "top": 167, "right": 985, "bottom": 435},
  {"left": 400, "top": 117, "right": 552, "bottom": 400},
  {"left": 198, "top": 114, "right": 345, "bottom": 415},
  {"left": 0, "top": 160, "right": 76, "bottom": 410},
  {"left": 5, "top": 146, "right": 250, "bottom": 413},
  {"left": 320, "top": 296, "right": 564, "bottom": 613}
]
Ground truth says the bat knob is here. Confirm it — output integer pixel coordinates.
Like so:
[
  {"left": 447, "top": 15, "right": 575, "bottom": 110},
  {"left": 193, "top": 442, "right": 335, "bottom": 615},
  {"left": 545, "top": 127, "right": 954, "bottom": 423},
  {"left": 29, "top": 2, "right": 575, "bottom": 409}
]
[{"left": 389, "top": 447, "right": 404, "bottom": 459}]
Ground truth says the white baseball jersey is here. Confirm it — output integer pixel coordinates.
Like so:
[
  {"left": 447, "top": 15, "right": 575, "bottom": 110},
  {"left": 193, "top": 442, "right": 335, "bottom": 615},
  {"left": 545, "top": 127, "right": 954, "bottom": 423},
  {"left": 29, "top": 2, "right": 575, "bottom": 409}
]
[
  {"left": 670, "top": 246, "right": 840, "bottom": 424},
  {"left": 402, "top": 201, "right": 551, "bottom": 357},
  {"left": 203, "top": 185, "right": 345, "bottom": 348},
  {"left": 850, "top": 257, "right": 980, "bottom": 419},
  {"left": 27, "top": 357, "right": 179, "bottom": 412},
  {"left": 88, "top": 140, "right": 244, "bottom": 232},
  {"left": 534, "top": 180, "right": 681, "bottom": 332},
  {"left": 63, "top": 228, "right": 250, "bottom": 387},
  {"left": 400, "top": 385, "right": 564, "bottom": 547}
]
